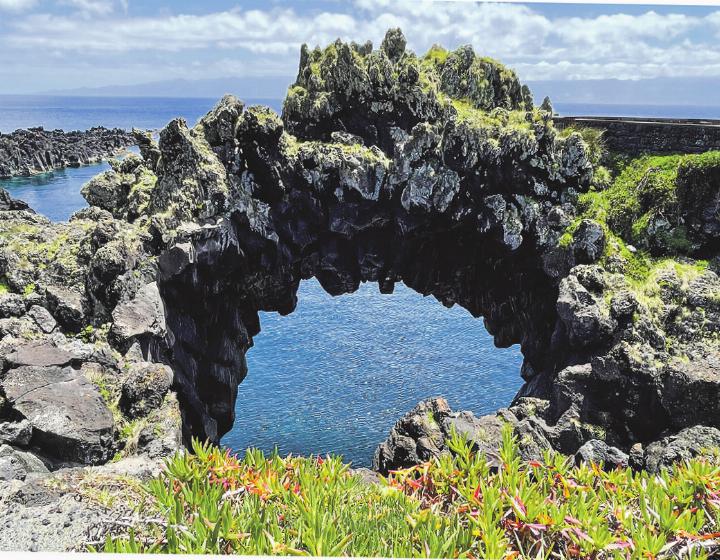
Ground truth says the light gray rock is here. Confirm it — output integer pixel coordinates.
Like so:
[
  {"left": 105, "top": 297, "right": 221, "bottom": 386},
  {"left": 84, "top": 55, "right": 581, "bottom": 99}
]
[
  {"left": 0, "top": 444, "right": 48, "bottom": 481},
  {"left": 27, "top": 305, "right": 57, "bottom": 333},
  {"left": 642, "top": 426, "right": 720, "bottom": 473},
  {"left": 111, "top": 282, "right": 166, "bottom": 343},
  {"left": 575, "top": 439, "right": 629, "bottom": 469},
  {"left": 5, "top": 340, "right": 75, "bottom": 368},
  {"left": 0, "top": 419, "right": 32, "bottom": 446}
]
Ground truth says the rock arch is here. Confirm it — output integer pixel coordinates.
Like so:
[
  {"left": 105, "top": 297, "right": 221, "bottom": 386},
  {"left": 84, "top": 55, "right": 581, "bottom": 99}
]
[{"left": 1, "top": 30, "right": 718, "bottom": 473}]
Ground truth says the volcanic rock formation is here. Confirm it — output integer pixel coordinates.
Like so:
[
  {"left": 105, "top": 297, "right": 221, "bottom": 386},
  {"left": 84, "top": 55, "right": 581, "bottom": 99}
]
[
  {"left": 0, "top": 30, "right": 717, "bottom": 484},
  {"left": 0, "top": 127, "right": 135, "bottom": 178}
]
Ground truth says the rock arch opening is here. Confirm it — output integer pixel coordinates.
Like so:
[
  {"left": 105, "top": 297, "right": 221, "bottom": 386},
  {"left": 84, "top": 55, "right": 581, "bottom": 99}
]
[
  {"left": 156, "top": 196, "right": 561, "bottom": 449},
  {"left": 219, "top": 277, "right": 523, "bottom": 466}
]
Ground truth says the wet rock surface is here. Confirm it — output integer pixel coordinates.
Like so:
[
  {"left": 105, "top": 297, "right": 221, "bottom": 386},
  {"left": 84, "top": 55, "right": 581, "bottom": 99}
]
[{"left": 0, "top": 127, "right": 135, "bottom": 178}]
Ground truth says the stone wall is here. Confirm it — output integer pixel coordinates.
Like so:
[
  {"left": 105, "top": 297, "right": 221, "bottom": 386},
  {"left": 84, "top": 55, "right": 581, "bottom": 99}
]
[{"left": 554, "top": 116, "right": 720, "bottom": 155}]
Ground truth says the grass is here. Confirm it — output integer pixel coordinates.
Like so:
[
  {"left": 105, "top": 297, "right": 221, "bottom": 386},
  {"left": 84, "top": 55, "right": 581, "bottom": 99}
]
[
  {"left": 450, "top": 99, "right": 535, "bottom": 132},
  {"left": 563, "top": 151, "right": 720, "bottom": 281},
  {"left": 96, "top": 427, "right": 720, "bottom": 558},
  {"left": 573, "top": 151, "right": 720, "bottom": 256},
  {"left": 84, "top": 366, "right": 147, "bottom": 459},
  {"left": 422, "top": 44, "right": 450, "bottom": 66}
]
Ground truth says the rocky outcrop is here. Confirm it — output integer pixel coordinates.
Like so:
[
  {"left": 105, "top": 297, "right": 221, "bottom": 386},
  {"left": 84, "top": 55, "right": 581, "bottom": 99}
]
[
  {"left": 0, "top": 455, "right": 163, "bottom": 551},
  {"left": 0, "top": 29, "right": 716, "bottom": 492},
  {"left": 373, "top": 397, "right": 550, "bottom": 474},
  {"left": 0, "top": 194, "right": 182, "bottom": 472},
  {"left": 0, "top": 127, "right": 135, "bottom": 178}
]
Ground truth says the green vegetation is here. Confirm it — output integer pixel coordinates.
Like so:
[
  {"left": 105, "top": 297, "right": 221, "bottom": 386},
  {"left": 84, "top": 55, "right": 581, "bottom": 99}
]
[
  {"left": 559, "top": 126, "right": 607, "bottom": 169},
  {"left": 285, "top": 33, "right": 531, "bottom": 124},
  {"left": 562, "top": 151, "right": 720, "bottom": 287},
  {"left": 84, "top": 366, "right": 147, "bottom": 460},
  {"left": 573, "top": 151, "right": 720, "bottom": 258},
  {"left": 97, "top": 427, "right": 720, "bottom": 558},
  {"left": 450, "top": 99, "right": 536, "bottom": 133}
]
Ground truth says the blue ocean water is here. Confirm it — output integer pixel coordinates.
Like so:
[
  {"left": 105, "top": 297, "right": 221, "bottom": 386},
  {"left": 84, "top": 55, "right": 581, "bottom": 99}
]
[
  {"left": 0, "top": 162, "right": 112, "bottom": 222},
  {"left": 225, "top": 279, "right": 522, "bottom": 466},
  {"left": 1, "top": 96, "right": 715, "bottom": 465},
  {"left": 0, "top": 95, "right": 282, "bottom": 133}
]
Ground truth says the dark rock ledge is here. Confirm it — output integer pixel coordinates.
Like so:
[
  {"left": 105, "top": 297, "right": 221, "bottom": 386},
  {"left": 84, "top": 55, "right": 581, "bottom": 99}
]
[
  {"left": 0, "top": 127, "right": 136, "bottom": 179},
  {"left": 0, "top": 29, "right": 717, "bottom": 550}
]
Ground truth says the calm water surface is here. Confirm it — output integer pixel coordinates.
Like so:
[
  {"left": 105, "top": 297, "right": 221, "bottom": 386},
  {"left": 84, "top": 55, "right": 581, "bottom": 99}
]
[
  {"left": 3, "top": 97, "right": 716, "bottom": 465},
  {"left": 224, "top": 279, "right": 523, "bottom": 466}
]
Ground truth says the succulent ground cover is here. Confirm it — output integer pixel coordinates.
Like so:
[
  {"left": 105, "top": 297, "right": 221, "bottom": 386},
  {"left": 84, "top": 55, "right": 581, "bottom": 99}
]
[{"left": 98, "top": 429, "right": 720, "bottom": 558}]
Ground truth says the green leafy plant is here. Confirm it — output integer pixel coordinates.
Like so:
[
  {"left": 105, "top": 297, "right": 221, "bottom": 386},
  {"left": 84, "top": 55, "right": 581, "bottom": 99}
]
[{"left": 96, "top": 428, "right": 720, "bottom": 558}]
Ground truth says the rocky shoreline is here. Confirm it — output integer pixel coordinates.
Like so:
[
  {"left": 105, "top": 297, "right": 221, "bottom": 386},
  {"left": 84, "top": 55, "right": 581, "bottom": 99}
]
[
  {"left": 0, "top": 126, "right": 136, "bottom": 179},
  {"left": 0, "top": 28, "right": 718, "bottom": 551}
]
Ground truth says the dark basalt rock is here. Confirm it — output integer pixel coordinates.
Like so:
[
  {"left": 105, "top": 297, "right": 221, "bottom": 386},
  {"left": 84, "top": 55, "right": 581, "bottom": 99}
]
[
  {"left": 0, "top": 364, "right": 115, "bottom": 465},
  {"left": 119, "top": 361, "right": 173, "bottom": 420},
  {"left": 0, "top": 127, "right": 135, "bottom": 179},
  {"left": 636, "top": 426, "right": 720, "bottom": 472},
  {"left": 0, "top": 29, "right": 716, "bottom": 483},
  {"left": 575, "top": 439, "right": 629, "bottom": 469},
  {"left": 372, "top": 397, "right": 551, "bottom": 475}
]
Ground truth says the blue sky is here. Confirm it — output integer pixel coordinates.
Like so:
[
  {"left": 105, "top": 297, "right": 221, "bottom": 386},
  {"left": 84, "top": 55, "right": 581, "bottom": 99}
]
[{"left": 1, "top": 0, "right": 719, "bottom": 94}]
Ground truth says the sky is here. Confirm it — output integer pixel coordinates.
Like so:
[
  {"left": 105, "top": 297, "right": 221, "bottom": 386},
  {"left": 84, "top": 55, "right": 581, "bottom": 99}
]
[{"left": 1, "top": 0, "right": 720, "bottom": 94}]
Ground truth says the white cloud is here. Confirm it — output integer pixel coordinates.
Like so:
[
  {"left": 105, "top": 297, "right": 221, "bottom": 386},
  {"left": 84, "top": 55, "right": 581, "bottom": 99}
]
[
  {"left": 1, "top": 2, "right": 720, "bottom": 87},
  {"left": 57, "top": 0, "right": 120, "bottom": 17},
  {"left": 0, "top": 0, "right": 36, "bottom": 11}
]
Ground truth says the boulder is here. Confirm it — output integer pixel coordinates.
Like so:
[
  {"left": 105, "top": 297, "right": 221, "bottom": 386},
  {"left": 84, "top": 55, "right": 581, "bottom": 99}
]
[
  {"left": 572, "top": 220, "right": 606, "bottom": 264},
  {"left": 575, "top": 439, "right": 628, "bottom": 469},
  {"left": 45, "top": 285, "right": 86, "bottom": 332},
  {"left": 373, "top": 398, "right": 448, "bottom": 474},
  {"left": 642, "top": 426, "right": 720, "bottom": 472},
  {"left": 373, "top": 398, "right": 548, "bottom": 475},
  {"left": 0, "top": 188, "right": 31, "bottom": 211},
  {"left": 0, "top": 419, "right": 32, "bottom": 446},
  {"left": 110, "top": 282, "right": 166, "bottom": 345},
  {"left": 0, "top": 365, "right": 115, "bottom": 465},
  {"left": 119, "top": 362, "right": 173, "bottom": 419},
  {"left": 556, "top": 275, "right": 614, "bottom": 347},
  {"left": 0, "top": 444, "right": 48, "bottom": 481},
  {"left": 0, "top": 293, "right": 26, "bottom": 318},
  {"left": 81, "top": 171, "right": 129, "bottom": 212},
  {"left": 27, "top": 305, "right": 57, "bottom": 334}
]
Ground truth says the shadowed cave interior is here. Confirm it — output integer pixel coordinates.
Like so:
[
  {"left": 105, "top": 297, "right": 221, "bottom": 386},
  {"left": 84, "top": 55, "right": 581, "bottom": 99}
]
[{"left": 156, "top": 208, "right": 562, "bottom": 451}]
